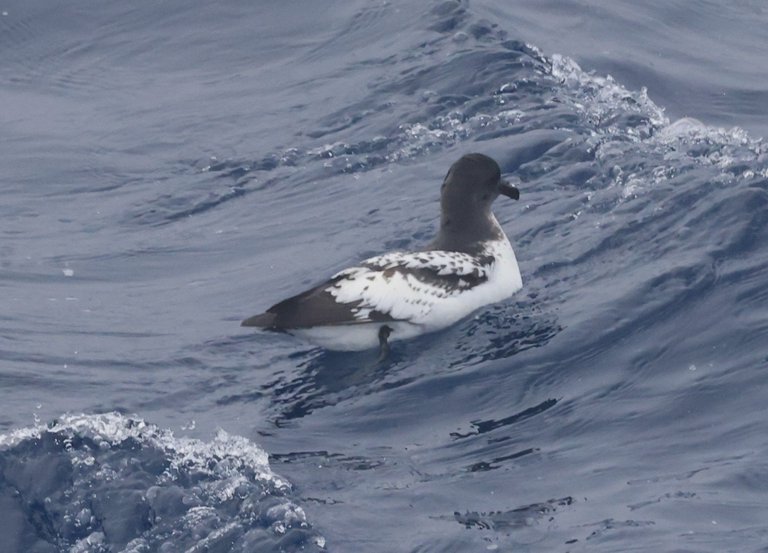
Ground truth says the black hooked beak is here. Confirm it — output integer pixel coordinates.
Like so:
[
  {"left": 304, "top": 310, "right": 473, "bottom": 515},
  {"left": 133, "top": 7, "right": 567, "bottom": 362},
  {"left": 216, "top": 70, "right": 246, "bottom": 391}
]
[{"left": 498, "top": 179, "right": 520, "bottom": 200}]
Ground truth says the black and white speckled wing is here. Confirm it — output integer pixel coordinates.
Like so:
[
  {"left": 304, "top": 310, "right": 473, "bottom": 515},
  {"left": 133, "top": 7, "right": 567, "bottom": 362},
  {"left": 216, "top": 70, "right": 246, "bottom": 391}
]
[
  {"left": 247, "top": 250, "right": 496, "bottom": 329},
  {"left": 325, "top": 250, "right": 495, "bottom": 324}
]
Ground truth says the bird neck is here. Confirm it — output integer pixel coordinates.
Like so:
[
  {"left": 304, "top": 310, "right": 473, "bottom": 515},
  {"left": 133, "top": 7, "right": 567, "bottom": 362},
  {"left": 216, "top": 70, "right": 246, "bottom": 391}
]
[{"left": 428, "top": 210, "right": 504, "bottom": 254}]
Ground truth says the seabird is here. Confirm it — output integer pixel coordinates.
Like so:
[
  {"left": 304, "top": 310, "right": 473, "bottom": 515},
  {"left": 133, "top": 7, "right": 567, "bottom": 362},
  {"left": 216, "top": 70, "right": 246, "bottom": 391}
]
[{"left": 242, "top": 153, "right": 523, "bottom": 356}]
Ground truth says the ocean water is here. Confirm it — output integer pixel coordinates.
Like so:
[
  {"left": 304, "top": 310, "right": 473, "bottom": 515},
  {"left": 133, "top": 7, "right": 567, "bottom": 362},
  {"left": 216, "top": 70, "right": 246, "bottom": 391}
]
[{"left": 2, "top": 1, "right": 768, "bottom": 552}]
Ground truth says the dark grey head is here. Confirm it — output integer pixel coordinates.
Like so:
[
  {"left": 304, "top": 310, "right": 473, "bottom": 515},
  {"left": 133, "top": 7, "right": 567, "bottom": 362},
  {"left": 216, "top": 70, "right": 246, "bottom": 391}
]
[{"left": 428, "top": 153, "right": 519, "bottom": 253}]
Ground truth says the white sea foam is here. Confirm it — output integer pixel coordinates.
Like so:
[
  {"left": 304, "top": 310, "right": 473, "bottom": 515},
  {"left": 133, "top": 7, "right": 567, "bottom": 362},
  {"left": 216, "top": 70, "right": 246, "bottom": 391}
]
[
  {"left": 0, "top": 412, "right": 289, "bottom": 489},
  {"left": 0, "top": 413, "right": 323, "bottom": 551},
  {"left": 549, "top": 53, "right": 669, "bottom": 134}
]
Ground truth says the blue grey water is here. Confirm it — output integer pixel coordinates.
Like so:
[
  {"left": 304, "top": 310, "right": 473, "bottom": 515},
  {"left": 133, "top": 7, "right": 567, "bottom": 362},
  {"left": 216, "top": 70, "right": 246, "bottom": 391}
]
[{"left": 2, "top": 1, "right": 768, "bottom": 551}]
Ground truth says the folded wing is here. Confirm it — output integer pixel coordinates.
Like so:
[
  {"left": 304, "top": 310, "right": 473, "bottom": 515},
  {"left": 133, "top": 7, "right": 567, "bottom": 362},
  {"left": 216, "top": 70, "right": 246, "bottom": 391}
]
[{"left": 242, "top": 250, "right": 494, "bottom": 329}]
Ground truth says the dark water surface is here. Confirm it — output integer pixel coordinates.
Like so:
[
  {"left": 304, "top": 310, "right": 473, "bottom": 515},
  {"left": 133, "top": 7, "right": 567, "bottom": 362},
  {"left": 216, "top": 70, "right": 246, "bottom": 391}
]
[{"left": 2, "top": 1, "right": 768, "bottom": 551}]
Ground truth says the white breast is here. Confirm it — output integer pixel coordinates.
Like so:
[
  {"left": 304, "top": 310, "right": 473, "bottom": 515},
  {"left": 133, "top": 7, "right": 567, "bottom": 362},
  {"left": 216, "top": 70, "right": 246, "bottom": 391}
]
[{"left": 416, "top": 237, "right": 522, "bottom": 331}]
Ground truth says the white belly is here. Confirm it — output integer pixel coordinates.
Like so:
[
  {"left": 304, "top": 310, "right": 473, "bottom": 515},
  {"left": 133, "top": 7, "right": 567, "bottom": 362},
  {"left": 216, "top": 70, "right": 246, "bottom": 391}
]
[{"left": 291, "top": 321, "right": 426, "bottom": 351}]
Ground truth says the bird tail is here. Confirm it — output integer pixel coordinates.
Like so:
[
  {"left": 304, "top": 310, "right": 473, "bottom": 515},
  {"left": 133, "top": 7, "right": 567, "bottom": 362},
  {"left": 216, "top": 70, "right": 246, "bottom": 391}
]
[{"left": 241, "top": 312, "right": 276, "bottom": 327}]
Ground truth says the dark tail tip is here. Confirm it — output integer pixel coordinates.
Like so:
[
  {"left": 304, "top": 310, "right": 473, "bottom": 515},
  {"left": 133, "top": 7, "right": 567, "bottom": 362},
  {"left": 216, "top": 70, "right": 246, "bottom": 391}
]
[{"left": 241, "top": 312, "right": 276, "bottom": 327}]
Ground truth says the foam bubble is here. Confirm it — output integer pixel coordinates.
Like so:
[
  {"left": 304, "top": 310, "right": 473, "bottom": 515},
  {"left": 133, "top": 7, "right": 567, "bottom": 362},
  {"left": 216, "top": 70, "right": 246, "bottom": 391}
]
[{"left": 0, "top": 413, "right": 324, "bottom": 552}]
